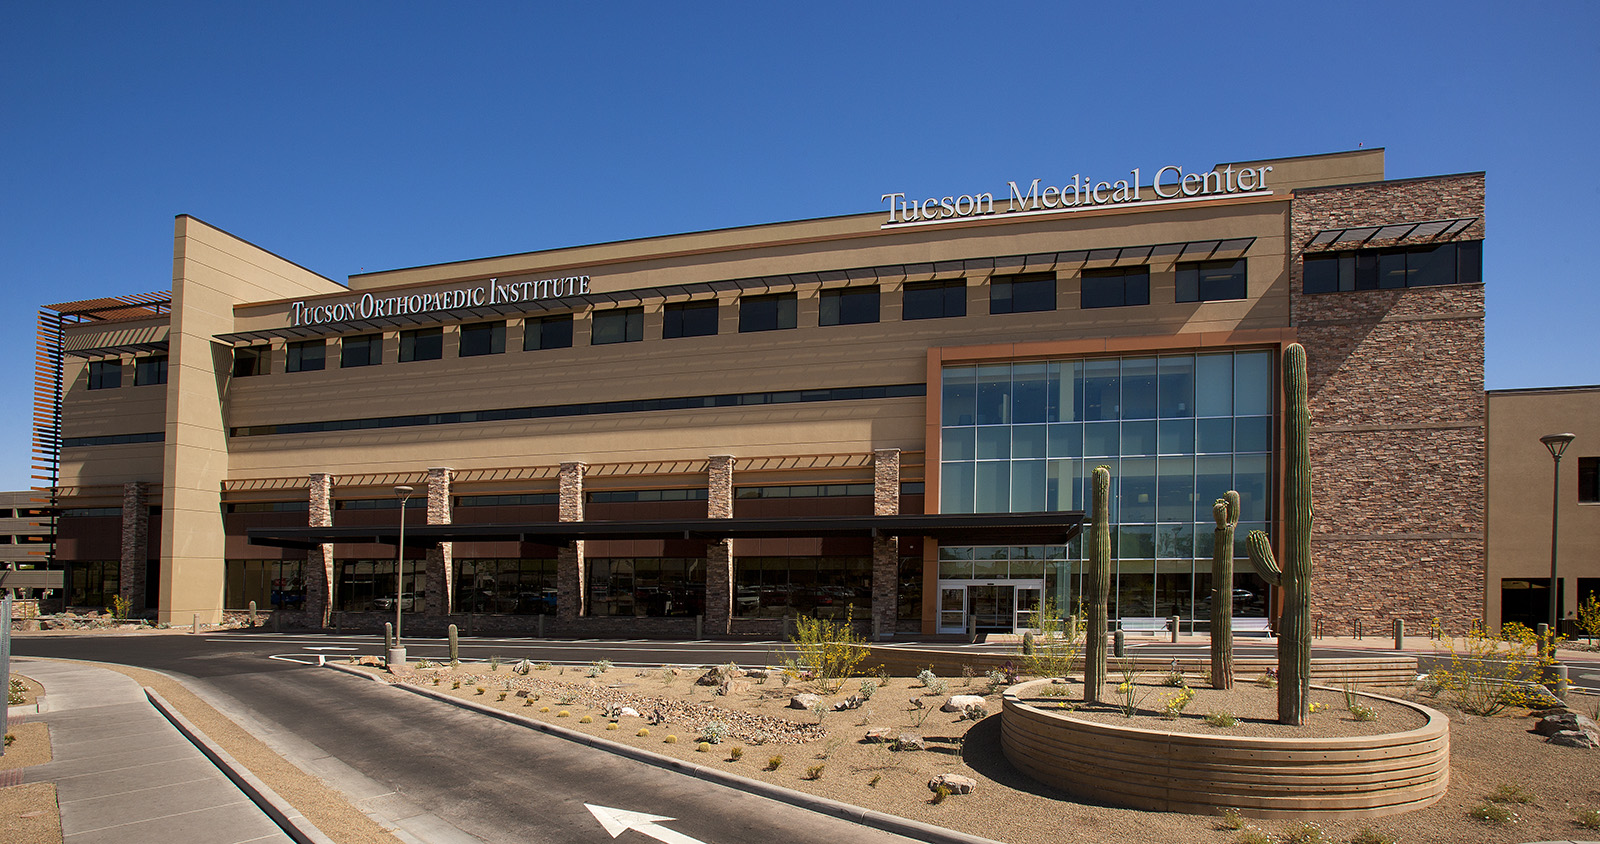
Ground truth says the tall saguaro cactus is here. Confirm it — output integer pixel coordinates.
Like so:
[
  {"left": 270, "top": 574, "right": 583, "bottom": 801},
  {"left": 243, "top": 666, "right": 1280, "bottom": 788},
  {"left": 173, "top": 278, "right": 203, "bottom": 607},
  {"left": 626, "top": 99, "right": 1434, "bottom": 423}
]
[
  {"left": 1084, "top": 465, "right": 1111, "bottom": 704},
  {"left": 1210, "top": 490, "right": 1241, "bottom": 690},
  {"left": 1246, "top": 343, "right": 1312, "bottom": 726}
]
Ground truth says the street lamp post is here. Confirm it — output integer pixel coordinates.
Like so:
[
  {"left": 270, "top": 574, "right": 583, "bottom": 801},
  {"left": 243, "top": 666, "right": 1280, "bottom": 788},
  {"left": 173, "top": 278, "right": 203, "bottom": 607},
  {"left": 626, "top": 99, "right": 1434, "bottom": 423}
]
[
  {"left": 1540, "top": 434, "right": 1576, "bottom": 640},
  {"left": 390, "top": 485, "right": 415, "bottom": 667}
]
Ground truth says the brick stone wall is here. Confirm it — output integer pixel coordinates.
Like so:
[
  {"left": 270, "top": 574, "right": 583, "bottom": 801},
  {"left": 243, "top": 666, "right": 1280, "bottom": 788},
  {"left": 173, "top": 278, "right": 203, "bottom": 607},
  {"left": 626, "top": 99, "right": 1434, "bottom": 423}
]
[
  {"left": 872, "top": 448, "right": 901, "bottom": 638},
  {"left": 556, "top": 461, "right": 586, "bottom": 621},
  {"left": 1288, "top": 173, "right": 1486, "bottom": 629},
  {"left": 425, "top": 467, "right": 455, "bottom": 615},
  {"left": 118, "top": 481, "right": 148, "bottom": 612},
  {"left": 706, "top": 455, "right": 735, "bottom": 634},
  {"left": 306, "top": 473, "right": 334, "bottom": 627}
]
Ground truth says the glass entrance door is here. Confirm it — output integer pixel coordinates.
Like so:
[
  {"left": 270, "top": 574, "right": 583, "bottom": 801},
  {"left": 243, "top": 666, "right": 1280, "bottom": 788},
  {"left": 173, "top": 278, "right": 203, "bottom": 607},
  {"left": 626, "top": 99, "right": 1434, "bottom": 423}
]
[{"left": 967, "top": 585, "right": 1015, "bottom": 632}]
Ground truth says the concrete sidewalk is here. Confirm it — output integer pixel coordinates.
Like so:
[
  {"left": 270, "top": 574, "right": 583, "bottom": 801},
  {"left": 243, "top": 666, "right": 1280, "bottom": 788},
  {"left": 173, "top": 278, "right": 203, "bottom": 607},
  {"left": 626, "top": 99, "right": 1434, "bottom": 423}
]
[{"left": 10, "top": 658, "right": 294, "bottom": 844}]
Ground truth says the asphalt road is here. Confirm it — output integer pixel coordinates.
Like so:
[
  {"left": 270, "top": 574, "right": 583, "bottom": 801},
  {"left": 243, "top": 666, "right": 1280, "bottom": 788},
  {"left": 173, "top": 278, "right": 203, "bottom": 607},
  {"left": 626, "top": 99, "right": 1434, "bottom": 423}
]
[{"left": 13, "top": 633, "right": 924, "bottom": 844}]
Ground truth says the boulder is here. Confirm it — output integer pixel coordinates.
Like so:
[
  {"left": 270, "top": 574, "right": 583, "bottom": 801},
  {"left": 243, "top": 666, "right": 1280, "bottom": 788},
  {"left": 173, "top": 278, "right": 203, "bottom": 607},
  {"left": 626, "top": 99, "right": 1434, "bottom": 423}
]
[
  {"left": 1547, "top": 730, "right": 1599, "bottom": 749},
  {"left": 1534, "top": 712, "right": 1600, "bottom": 737},
  {"left": 928, "top": 774, "right": 977, "bottom": 794},
  {"left": 864, "top": 727, "right": 894, "bottom": 743},
  {"left": 1506, "top": 681, "right": 1564, "bottom": 709},
  {"left": 891, "top": 734, "right": 925, "bottom": 751},
  {"left": 619, "top": 707, "right": 640, "bottom": 718},
  {"left": 942, "top": 694, "right": 986, "bottom": 712},
  {"left": 696, "top": 665, "right": 740, "bottom": 686},
  {"left": 718, "top": 679, "right": 751, "bottom": 696},
  {"left": 789, "top": 693, "right": 823, "bottom": 710}
]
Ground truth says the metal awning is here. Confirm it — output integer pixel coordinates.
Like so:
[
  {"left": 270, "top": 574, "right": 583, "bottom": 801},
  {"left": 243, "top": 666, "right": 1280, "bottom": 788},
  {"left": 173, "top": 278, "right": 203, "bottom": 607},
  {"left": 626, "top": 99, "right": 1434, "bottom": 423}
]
[
  {"left": 63, "top": 341, "right": 169, "bottom": 360},
  {"left": 1307, "top": 217, "right": 1477, "bottom": 248},
  {"left": 246, "top": 511, "right": 1086, "bottom": 550},
  {"left": 215, "top": 237, "right": 1255, "bottom": 346}
]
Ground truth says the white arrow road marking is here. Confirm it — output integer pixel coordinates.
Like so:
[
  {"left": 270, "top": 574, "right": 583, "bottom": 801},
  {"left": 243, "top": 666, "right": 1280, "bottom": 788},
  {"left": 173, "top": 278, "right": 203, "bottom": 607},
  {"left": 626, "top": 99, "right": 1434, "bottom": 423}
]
[
  {"left": 585, "top": 804, "right": 706, "bottom": 844},
  {"left": 305, "top": 646, "right": 357, "bottom": 651}
]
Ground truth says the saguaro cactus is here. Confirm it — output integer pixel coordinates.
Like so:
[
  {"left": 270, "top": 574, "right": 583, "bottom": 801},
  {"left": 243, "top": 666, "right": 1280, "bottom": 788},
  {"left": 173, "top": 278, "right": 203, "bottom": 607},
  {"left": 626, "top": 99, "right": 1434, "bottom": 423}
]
[
  {"left": 448, "top": 623, "right": 460, "bottom": 666},
  {"left": 1084, "top": 465, "right": 1111, "bottom": 704},
  {"left": 1246, "top": 343, "right": 1312, "bottom": 726},
  {"left": 1210, "top": 490, "right": 1241, "bottom": 690}
]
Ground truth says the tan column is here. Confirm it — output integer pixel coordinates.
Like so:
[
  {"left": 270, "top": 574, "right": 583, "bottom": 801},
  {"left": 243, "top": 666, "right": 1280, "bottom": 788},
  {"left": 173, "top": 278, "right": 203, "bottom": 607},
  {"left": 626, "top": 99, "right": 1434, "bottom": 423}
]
[
  {"left": 872, "top": 449, "right": 902, "bottom": 639},
  {"left": 556, "top": 462, "right": 586, "bottom": 620},
  {"left": 306, "top": 473, "right": 335, "bottom": 627},
  {"left": 425, "top": 467, "right": 455, "bottom": 616},
  {"left": 705, "top": 455, "right": 736, "bottom": 635},
  {"left": 119, "top": 481, "right": 149, "bottom": 613}
]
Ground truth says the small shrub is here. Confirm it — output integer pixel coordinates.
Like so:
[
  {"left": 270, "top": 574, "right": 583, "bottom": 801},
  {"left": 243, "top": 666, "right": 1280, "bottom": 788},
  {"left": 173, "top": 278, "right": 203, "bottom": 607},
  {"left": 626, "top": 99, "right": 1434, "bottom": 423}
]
[
  {"left": 1161, "top": 686, "right": 1196, "bottom": 719},
  {"left": 496, "top": 692, "right": 507, "bottom": 701},
  {"left": 1489, "top": 783, "right": 1535, "bottom": 804},
  {"left": 663, "top": 734, "right": 678, "bottom": 744},
  {"left": 728, "top": 746, "right": 744, "bottom": 761},
  {"left": 539, "top": 706, "right": 550, "bottom": 712},
  {"left": 606, "top": 722, "right": 619, "bottom": 731},
  {"left": 927, "top": 678, "right": 949, "bottom": 696},
  {"left": 488, "top": 655, "right": 501, "bottom": 671},
  {"left": 701, "top": 720, "right": 730, "bottom": 744},
  {"left": 557, "top": 710, "right": 570, "bottom": 718},
  {"left": 868, "top": 774, "right": 881, "bottom": 787},
  {"left": 587, "top": 659, "right": 612, "bottom": 677},
  {"left": 1162, "top": 670, "right": 1187, "bottom": 687},
  {"left": 1348, "top": 703, "right": 1378, "bottom": 722},
  {"left": 524, "top": 698, "right": 533, "bottom": 706},
  {"left": 1235, "top": 831, "right": 1271, "bottom": 844},
  {"left": 1349, "top": 828, "right": 1398, "bottom": 844},
  {"left": 859, "top": 678, "right": 878, "bottom": 699},
  {"left": 451, "top": 680, "right": 461, "bottom": 690},
  {"left": 534, "top": 661, "right": 551, "bottom": 671},
  {"left": 1255, "top": 672, "right": 1277, "bottom": 689},
  {"left": 475, "top": 687, "right": 486, "bottom": 695},
  {"left": 929, "top": 784, "right": 952, "bottom": 804},
  {"left": 579, "top": 715, "right": 593, "bottom": 724},
  {"left": 432, "top": 677, "right": 441, "bottom": 686},
  {"left": 1205, "top": 710, "right": 1239, "bottom": 728},
  {"left": 986, "top": 667, "right": 1008, "bottom": 693},
  {"left": 1575, "top": 808, "right": 1600, "bottom": 829},
  {"left": 3, "top": 732, "right": 13, "bottom": 748},
  {"left": 415, "top": 658, "right": 434, "bottom": 669},
  {"left": 917, "top": 668, "right": 937, "bottom": 687},
  {"left": 766, "top": 754, "right": 783, "bottom": 771},
  {"left": 1308, "top": 701, "right": 1327, "bottom": 713},
  {"left": 1215, "top": 808, "right": 1246, "bottom": 830},
  {"left": 696, "top": 742, "right": 711, "bottom": 753},
  {"left": 1279, "top": 821, "right": 1323, "bottom": 844},
  {"left": 1467, "top": 802, "right": 1517, "bottom": 824},
  {"left": 962, "top": 702, "right": 989, "bottom": 721},
  {"left": 803, "top": 763, "right": 825, "bottom": 780},
  {"left": 637, "top": 727, "right": 650, "bottom": 737}
]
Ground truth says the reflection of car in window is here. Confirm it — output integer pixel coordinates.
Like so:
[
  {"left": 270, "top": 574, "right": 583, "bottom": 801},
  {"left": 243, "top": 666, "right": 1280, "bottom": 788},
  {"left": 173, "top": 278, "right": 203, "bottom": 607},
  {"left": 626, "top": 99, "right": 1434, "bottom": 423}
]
[{"left": 372, "top": 592, "right": 423, "bottom": 611}]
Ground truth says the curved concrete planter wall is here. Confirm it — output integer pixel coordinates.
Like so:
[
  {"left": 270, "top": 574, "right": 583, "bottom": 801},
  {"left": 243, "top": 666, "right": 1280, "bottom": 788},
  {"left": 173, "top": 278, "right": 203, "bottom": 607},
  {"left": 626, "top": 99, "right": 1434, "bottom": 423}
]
[{"left": 1001, "top": 680, "right": 1449, "bottom": 819}]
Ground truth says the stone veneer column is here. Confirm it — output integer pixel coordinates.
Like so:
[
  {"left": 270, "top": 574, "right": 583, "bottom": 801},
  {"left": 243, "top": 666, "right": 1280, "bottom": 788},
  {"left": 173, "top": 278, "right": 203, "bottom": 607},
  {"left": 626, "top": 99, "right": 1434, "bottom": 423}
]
[
  {"left": 556, "top": 462, "right": 586, "bottom": 621},
  {"left": 871, "top": 449, "right": 901, "bottom": 639},
  {"left": 306, "top": 473, "right": 335, "bottom": 627},
  {"left": 705, "top": 455, "right": 736, "bottom": 635},
  {"left": 424, "top": 468, "right": 455, "bottom": 616},
  {"left": 119, "top": 481, "right": 149, "bottom": 612}
]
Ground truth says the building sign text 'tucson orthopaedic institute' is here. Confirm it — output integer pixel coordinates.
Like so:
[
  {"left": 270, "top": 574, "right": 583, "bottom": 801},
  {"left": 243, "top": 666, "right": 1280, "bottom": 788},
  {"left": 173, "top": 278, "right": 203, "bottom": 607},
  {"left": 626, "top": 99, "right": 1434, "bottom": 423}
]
[
  {"left": 879, "top": 163, "right": 1273, "bottom": 227},
  {"left": 289, "top": 275, "right": 591, "bottom": 327}
]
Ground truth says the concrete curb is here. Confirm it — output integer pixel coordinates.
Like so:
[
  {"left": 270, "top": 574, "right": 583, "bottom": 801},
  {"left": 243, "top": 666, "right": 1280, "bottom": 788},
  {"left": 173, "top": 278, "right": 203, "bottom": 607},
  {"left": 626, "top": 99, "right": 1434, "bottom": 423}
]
[
  {"left": 325, "top": 662, "right": 1004, "bottom": 844},
  {"left": 145, "top": 687, "right": 339, "bottom": 844}
]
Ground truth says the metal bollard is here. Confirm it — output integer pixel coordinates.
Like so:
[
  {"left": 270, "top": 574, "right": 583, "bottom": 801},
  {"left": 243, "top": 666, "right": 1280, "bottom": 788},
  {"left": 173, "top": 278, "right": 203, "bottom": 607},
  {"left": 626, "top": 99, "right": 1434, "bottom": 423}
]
[
  {"left": 1169, "top": 615, "right": 1181, "bottom": 644},
  {"left": 538, "top": 613, "right": 546, "bottom": 639},
  {"left": 694, "top": 614, "right": 702, "bottom": 640},
  {"left": 1393, "top": 618, "right": 1404, "bottom": 651},
  {"left": 1114, "top": 628, "right": 1126, "bottom": 657},
  {"left": 272, "top": 608, "right": 280, "bottom": 633}
]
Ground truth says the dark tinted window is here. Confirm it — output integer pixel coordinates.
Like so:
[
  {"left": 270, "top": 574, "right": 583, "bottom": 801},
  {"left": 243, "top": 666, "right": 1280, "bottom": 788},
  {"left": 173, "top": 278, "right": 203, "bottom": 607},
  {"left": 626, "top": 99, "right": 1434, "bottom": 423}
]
[
  {"left": 1081, "top": 267, "right": 1150, "bottom": 309},
  {"left": 134, "top": 355, "right": 168, "bottom": 385},
  {"left": 990, "top": 274, "right": 1056, "bottom": 314},
  {"left": 739, "top": 293, "right": 797, "bottom": 332},
  {"left": 88, "top": 360, "right": 122, "bottom": 390},
  {"left": 1580, "top": 457, "right": 1598, "bottom": 504},
  {"left": 592, "top": 307, "right": 643, "bottom": 345},
  {"left": 1304, "top": 241, "right": 1482, "bottom": 294},
  {"left": 286, "top": 340, "right": 325, "bottom": 372},
  {"left": 1176, "top": 259, "right": 1248, "bottom": 302},
  {"left": 524, "top": 314, "right": 574, "bottom": 350},
  {"left": 903, "top": 279, "right": 966, "bottom": 320},
  {"left": 459, "top": 321, "right": 506, "bottom": 357},
  {"left": 663, "top": 301, "right": 719, "bottom": 338},
  {"left": 399, "top": 328, "right": 443, "bottom": 362},
  {"left": 233, "top": 346, "right": 268, "bottom": 377},
  {"left": 819, "top": 286, "right": 880, "bottom": 326},
  {"left": 341, "top": 334, "right": 382, "bottom": 367}
]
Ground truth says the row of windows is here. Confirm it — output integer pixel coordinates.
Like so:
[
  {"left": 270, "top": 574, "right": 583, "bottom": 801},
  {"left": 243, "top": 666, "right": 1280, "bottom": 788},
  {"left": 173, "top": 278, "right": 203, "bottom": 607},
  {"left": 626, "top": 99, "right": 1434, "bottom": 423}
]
[
  {"left": 214, "top": 265, "right": 1248, "bottom": 378},
  {"left": 215, "top": 484, "right": 930, "bottom": 516},
  {"left": 87, "top": 356, "right": 167, "bottom": 389},
  {"left": 1303, "top": 240, "right": 1481, "bottom": 294},
  {"left": 61, "top": 431, "right": 164, "bottom": 449}
]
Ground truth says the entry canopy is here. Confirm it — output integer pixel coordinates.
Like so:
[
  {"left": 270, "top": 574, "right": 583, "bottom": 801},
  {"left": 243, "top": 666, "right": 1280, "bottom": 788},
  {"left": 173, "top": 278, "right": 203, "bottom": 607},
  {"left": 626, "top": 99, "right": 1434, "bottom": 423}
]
[{"left": 246, "top": 511, "right": 1086, "bottom": 551}]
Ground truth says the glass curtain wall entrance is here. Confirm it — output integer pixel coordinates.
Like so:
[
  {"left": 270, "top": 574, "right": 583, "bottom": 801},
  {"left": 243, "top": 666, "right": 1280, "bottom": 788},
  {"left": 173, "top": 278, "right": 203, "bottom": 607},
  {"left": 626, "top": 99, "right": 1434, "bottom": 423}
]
[{"left": 938, "top": 351, "right": 1274, "bottom": 633}]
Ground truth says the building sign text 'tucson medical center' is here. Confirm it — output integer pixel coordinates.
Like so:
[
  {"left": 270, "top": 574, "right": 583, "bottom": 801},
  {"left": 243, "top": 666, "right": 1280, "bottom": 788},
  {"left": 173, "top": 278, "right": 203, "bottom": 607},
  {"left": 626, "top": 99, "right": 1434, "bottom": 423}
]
[
  {"left": 880, "top": 163, "right": 1273, "bottom": 228},
  {"left": 289, "top": 275, "right": 591, "bottom": 327}
]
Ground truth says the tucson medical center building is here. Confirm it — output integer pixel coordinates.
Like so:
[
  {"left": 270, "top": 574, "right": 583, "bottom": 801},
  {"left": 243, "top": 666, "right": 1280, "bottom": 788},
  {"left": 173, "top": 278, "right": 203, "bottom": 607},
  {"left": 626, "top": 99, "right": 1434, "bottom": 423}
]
[{"left": 39, "top": 148, "right": 1487, "bottom": 638}]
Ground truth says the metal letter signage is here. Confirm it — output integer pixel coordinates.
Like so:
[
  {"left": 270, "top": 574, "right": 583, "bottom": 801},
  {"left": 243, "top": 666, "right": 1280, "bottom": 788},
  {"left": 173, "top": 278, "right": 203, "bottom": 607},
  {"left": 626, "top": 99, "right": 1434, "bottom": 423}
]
[
  {"left": 289, "top": 275, "right": 591, "bottom": 327},
  {"left": 881, "top": 164, "right": 1272, "bottom": 228}
]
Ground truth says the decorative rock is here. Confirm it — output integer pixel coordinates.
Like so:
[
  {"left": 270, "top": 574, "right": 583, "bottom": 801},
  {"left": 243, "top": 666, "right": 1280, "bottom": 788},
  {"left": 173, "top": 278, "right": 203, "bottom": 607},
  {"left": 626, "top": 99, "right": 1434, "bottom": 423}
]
[
  {"left": 619, "top": 707, "right": 640, "bottom": 718},
  {"left": 718, "top": 679, "right": 751, "bottom": 696},
  {"left": 513, "top": 659, "right": 532, "bottom": 675},
  {"left": 790, "top": 693, "right": 823, "bottom": 710},
  {"left": 1506, "top": 681, "right": 1563, "bottom": 709},
  {"left": 864, "top": 728, "right": 894, "bottom": 743},
  {"left": 696, "top": 665, "right": 740, "bottom": 686},
  {"left": 942, "top": 694, "right": 986, "bottom": 712},
  {"left": 1547, "top": 730, "right": 1599, "bottom": 749},
  {"left": 832, "top": 694, "right": 865, "bottom": 711},
  {"left": 1534, "top": 712, "right": 1600, "bottom": 737},
  {"left": 892, "top": 734, "right": 925, "bottom": 751},
  {"left": 928, "top": 774, "right": 976, "bottom": 795}
]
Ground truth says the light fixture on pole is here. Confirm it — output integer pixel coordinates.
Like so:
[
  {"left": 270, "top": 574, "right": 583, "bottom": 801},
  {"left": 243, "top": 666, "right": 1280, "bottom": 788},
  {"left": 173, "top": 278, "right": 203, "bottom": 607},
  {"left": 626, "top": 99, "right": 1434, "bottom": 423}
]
[
  {"left": 390, "top": 484, "right": 415, "bottom": 667},
  {"left": 1540, "top": 433, "right": 1575, "bottom": 637}
]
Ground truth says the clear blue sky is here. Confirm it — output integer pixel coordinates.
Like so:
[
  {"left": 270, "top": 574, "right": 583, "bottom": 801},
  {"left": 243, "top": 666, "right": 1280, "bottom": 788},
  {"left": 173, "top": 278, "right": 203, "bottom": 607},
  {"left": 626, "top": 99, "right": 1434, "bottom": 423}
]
[{"left": 2, "top": 2, "right": 1596, "bottom": 491}]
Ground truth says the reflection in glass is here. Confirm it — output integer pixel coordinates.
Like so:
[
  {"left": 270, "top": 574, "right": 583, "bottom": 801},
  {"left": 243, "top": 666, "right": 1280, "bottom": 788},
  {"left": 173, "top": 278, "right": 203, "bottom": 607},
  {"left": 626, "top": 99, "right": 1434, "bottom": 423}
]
[
  {"left": 976, "top": 364, "right": 1012, "bottom": 425},
  {"left": 1121, "top": 357, "right": 1158, "bottom": 419},
  {"left": 943, "top": 367, "right": 976, "bottom": 426},
  {"left": 1158, "top": 356, "right": 1195, "bottom": 418}
]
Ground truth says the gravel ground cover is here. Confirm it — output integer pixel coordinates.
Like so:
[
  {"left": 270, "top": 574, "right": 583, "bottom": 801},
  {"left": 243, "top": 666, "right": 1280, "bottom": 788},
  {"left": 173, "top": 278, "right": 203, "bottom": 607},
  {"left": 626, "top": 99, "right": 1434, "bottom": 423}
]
[{"left": 382, "top": 660, "right": 1600, "bottom": 844}]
